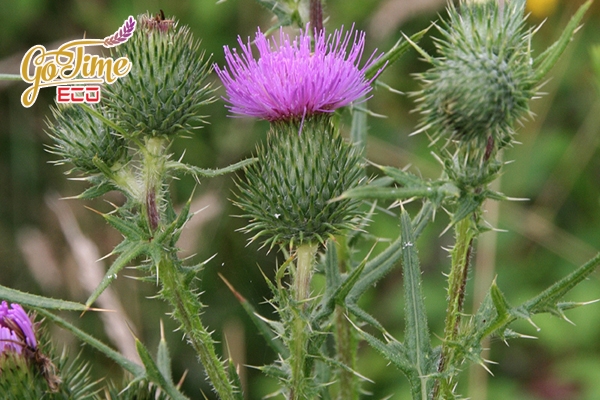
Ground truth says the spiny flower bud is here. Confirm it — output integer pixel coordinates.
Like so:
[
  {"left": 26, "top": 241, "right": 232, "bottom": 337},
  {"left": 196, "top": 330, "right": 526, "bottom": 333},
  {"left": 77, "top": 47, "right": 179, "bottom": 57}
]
[
  {"left": 104, "top": 12, "right": 213, "bottom": 138},
  {"left": 234, "top": 115, "right": 365, "bottom": 248},
  {"left": 414, "top": 0, "right": 536, "bottom": 149},
  {"left": 46, "top": 104, "right": 127, "bottom": 174}
]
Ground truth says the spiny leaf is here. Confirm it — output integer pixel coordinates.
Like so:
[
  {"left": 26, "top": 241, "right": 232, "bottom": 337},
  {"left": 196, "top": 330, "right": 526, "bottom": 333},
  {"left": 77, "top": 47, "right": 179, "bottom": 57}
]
[
  {"left": 76, "top": 179, "right": 117, "bottom": 199},
  {"left": 522, "top": 252, "right": 600, "bottom": 314},
  {"left": 167, "top": 158, "right": 257, "bottom": 178},
  {"left": 35, "top": 308, "right": 145, "bottom": 377},
  {"left": 532, "top": 0, "right": 592, "bottom": 82},
  {"left": 334, "top": 260, "right": 367, "bottom": 306},
  {"left": 157, "top": 321, "right": 173, "bottom": 386},
  {"left": 103, "top": 213, "right": 148, "bottom": 241},
  {"left": 135, "top": 338, "right": 189, "bottom": 400},
  {"left": 85, "top": 240, "right": 149, "bottom": 307},
  {"left": 400, "top": 209, "right": 433, "bottom": 390},
  {"left": 365, "top": 26, "right": 431, "bottom": 80},
  {"left": 0, "top": 285, "right": 89, "bottom": 312}
]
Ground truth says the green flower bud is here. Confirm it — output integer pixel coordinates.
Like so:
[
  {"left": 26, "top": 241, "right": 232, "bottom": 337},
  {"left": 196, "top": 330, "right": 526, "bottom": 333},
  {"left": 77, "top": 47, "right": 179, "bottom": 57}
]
[
  {"left": 235, "top": 116, "right": 365, "bottom": 249},
  {"left": 414, "top": 0, "right": 535, "bottom": 148},
  {"left": 104, "top": 12, "right": 213, "bottom": 138},
  {"left": 46, "top": 104, "right": 127, "bottom": 174}
]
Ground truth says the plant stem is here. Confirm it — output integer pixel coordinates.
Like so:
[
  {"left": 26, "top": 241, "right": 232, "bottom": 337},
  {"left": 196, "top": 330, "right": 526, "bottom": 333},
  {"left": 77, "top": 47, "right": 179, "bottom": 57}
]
[
  {"left": 289, "top": 242, "right": 318, "bottom": 400},
  {"left": 435, "top": 215, "right": 476, "bottom": 399},
  {"left": 294, "top": 243, "right": 318, "bottom": 303},
  {"left": 334, "top": 238, "right": 359, "bottom": 400},
  {"left": 159, "top": 252, "right": 238, "bottom": 400}
]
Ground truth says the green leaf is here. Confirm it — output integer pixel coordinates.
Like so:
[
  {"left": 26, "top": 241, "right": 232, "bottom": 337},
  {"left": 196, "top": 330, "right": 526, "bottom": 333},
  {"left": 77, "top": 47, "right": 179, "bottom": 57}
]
[
  {"left": 532, "top": 0, "right": 592, "bottom": 82},
  {"left": 35, "top": 308, "right": 145, "bottom": 377},
  {"left": 157, "top": 323, "right": 173, "bottom": 386},
  {"left": 76, "top": 180, "right": 117, "bottom": 199},
  {"left": 399, "top": 209, "right": 433, "bottom": 394},
  {"left": 227, "top": 360, "right": 245, "bottom": 400},
  {"left": 103, "top": 213, "right": 147, "bottom": 241},
  {"left": 339, "top": 185, "right": 436, "bottom": 201},
  {"left": 135, "top": 338, "right": 190, "bottom": 400},
  {"left": 522, "top": 252, "right": 600, "bottom": 314},
  {"left": 85, "top": 240, "right": 149, "bottom": 307},
  {"left": 252, "top": 0, "right": 294, "bottom": 26},
  {"left": 377, "top": 165, "right": 428, "bottom": 187},
  {"left": 0, "top": 285, "right": 89, "bottom": 311},
  {"left": 0, "top": 73, "right": 22, "bottom": 81},
  {"left": 334, "top": 260, "right": 367, "bottom": 306},
  {"left": 166, "top": 158, "right": 257, "bottom": 178},
  {"left": 365, "top": 26, "right": 431, "bottom": 80},
  {"left": 349, "top": 226, "right": 405, "bottom": 301},
  {"left": 352, "top": 325, "right": 413, "bottom": 382},
  {"left": 450, "top": 195, "right": 481, "bottom": 225},
  {"left": 350, "top": 98, "right": 368, "bottom": 155},
  {"left": 324, "top": 240, "right": 341, "bottom": 299}
]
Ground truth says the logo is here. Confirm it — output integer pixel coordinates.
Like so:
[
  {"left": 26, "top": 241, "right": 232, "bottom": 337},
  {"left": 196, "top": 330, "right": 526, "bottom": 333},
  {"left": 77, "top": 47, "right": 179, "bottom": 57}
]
[{"left": 20, "top": 16, "right": 136, "bottom": 108}]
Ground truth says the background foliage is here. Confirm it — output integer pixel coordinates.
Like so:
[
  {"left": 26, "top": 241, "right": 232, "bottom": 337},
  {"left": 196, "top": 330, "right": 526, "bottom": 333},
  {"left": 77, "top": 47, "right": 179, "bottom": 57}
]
[{"left": 1, "top": 0, "right": 599, "bottom": 398}]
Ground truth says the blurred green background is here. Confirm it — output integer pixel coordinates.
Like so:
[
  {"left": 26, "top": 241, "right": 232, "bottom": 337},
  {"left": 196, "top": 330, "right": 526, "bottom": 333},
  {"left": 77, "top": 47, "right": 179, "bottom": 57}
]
[{"left": 1, "top": 0, "right": 599, "bottom": 399}]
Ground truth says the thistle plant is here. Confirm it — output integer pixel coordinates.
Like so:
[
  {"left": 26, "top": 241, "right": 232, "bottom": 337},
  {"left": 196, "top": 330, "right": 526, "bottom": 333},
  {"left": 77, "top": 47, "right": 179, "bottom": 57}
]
[
  {"left": 1, "top": 0, "right": 599, "bottom": 399},
  {"left": 217, "top": 23, "right": 383, "bottom": 398}
]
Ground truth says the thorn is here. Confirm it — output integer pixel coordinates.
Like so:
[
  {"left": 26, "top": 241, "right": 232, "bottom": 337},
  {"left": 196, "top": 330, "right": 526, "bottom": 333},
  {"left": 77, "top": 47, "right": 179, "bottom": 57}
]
[
  {"left": 525, "top": 317, "right": 541, "bottom": 331},
  {"left": 219, "top": 273, "right": 247, "bottom": 303}
]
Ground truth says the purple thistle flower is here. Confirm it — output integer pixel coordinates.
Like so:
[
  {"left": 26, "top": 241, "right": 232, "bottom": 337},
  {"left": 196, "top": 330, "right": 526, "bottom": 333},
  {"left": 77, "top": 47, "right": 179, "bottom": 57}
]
[
  {"left": 215, "top": 25, "right": 382, "bottom": 122},
  {"left": 0, "top": 301, "right": 37, "bottom": 355}
]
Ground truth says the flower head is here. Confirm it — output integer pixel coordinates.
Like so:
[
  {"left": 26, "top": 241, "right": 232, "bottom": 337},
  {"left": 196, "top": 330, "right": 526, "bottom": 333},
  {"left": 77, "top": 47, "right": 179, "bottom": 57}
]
[
  {"left": 216, "top": 25, "right": 381, "bottom": 122},
  {"left": 0, "top": 301, "right": 37, "bottom": 355}
]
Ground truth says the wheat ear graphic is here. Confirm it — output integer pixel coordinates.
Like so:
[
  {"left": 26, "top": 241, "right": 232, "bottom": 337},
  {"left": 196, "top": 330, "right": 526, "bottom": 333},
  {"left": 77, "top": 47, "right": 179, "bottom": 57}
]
[{"left": 103, "top": 16, "right": 136, "bottom": 48}]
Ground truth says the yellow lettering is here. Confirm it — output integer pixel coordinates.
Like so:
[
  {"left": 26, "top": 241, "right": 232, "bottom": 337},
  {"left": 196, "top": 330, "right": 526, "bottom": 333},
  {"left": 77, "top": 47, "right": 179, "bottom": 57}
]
[
  {"left": 59, "top": 46, "right": 84, "bottom": 80},
  {"left": 113, "top": 57, "right": 132, "bottom": 78},
  {"left": 19, "top": 37, "right": 132, "bottom": 107},
  {"left": 89, "top": 56, "right": 115, "bottom": 83},
  {"left": 41, "top": 63, "right": 58, "bottom": 82},
  {"left": 20, "top": 45, "right": 46, "bottom": 108}
]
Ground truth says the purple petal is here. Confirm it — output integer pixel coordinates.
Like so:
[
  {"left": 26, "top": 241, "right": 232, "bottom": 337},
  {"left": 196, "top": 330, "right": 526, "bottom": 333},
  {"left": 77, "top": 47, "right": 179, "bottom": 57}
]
[{"left": 215, "top": 24, "right": 382, "bottom": 122}]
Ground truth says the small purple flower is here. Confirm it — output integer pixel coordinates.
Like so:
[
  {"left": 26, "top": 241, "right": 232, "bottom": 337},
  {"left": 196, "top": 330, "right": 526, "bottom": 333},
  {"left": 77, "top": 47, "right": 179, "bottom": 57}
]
[
  {"left": 215, "top": 25, "right": 382, "bottom": 122},
  {"left": 0, "top": 301, "right": 37, "bottom": 355}
]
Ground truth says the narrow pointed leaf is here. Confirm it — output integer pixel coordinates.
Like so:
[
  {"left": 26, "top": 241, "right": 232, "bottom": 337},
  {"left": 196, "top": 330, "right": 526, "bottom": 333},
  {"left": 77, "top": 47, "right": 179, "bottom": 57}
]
[
  {"left": 400, "top": 210, "right": 433, "bottom": 383},
  {"left": 103, "top": 213, "right": 147, "bottom": 240},
  {"left": 77, "top": 180, "right": 117, "bottom": 199},
  {"left": 377, "top": 165, "right": 427, "bottom": 187},
  {"left": 86, "top": 240, "right": 148, "bottom": 307},
  {"left": 340, "top": 185, "right": 435, "bottom": 201},
  {"left": 0, "top": 285, "right": 89, "bottom": 311},
  {"left": 157, "top": 329, "right": 173, "bottom": 386},
  {"left": 334, "top": 260, "right": 367, "bottom": 305},
  {"left": 532, "top": 0, "right": 592, "bottom": 82},
  {"left": 350, "top": 98, "right": 368, "bottom": 154},
  {"left": 522, "top": 252, "right": 600, "bottom": 313},
  {"left": 35, "top": 308, "right": 145, "bottom": 377},
  {"left": 346, "top": 302, "right": 386, "bottom": 332},
  {"left": 354, "top": 326, "right": 412, "bottom": 377},
  {"left": 349, "top": 228, "right": 405, "bottom": 301},
  {"left": 167, "top": 158, "right": 257, "bottom": 178},
  {"left": 135, "top": 339, "right": 189, "bottom": 400},
  {"left": 365, "top": 27, "right": 431, "bottom": 80},
  {"left": 0, "top": 73, "right": 22, "bottom": 80},
  {"left": 227, "top": 360, "right": 245, "bottom": 400}
]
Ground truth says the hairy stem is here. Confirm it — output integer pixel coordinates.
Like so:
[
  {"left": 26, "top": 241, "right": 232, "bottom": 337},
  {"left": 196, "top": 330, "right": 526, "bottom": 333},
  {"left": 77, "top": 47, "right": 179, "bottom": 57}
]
[
  {"left": 289, "top": 242, "right": 318, "bottom": 400},
  {"left": 294, "top": 243, "right": 318, "bottom": 303},
  {"left": 334, "top": 238, "right": 359, "bottom": 400},
  {"left": 159, "top": 253, "right": 238, "bottom": 400},
  {"left": 435, "top": 216, "right": 476, "bottom": 399}
]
